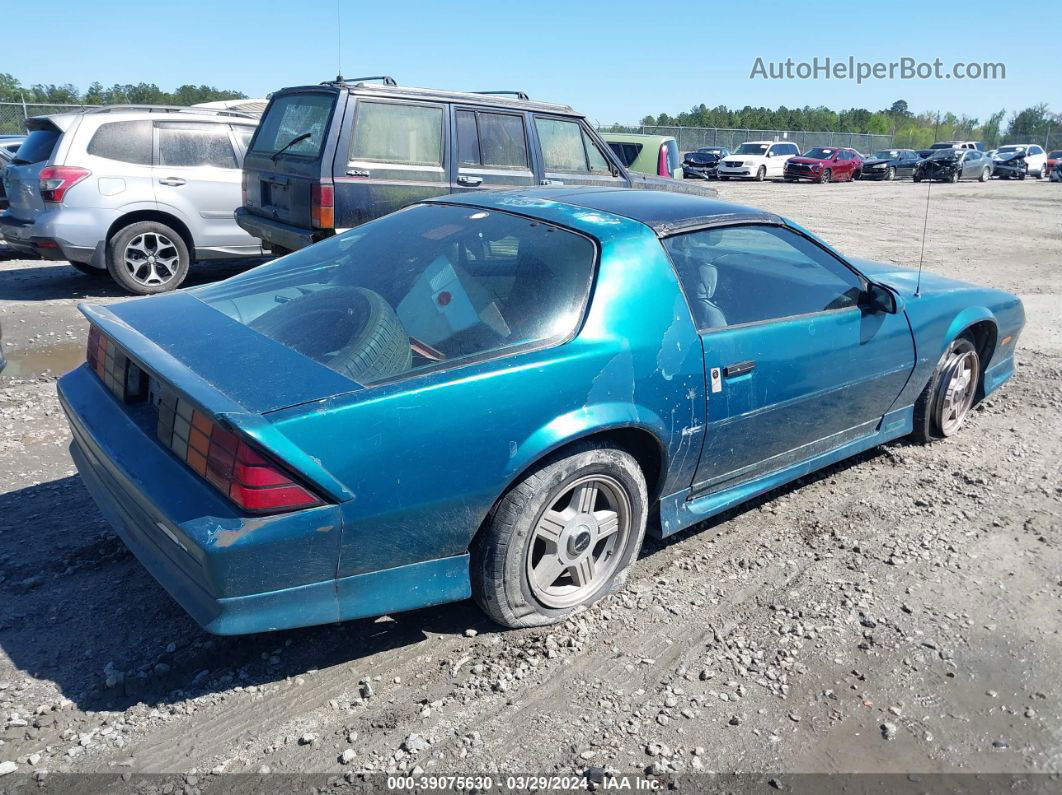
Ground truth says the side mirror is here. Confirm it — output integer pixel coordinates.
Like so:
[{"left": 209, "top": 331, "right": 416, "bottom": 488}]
[
  {"left": 862, "top": 283, "right": 899, "bottom": 314},
  {"left": 765, "top": 151, "right": 773, "bottom": 158}
]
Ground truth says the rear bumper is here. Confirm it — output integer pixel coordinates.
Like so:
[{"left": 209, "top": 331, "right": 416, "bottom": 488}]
[
  {"left": 0, "top": 209, "right": 101, "bottom": 263},
  {"left": 234, "top": 207, "right": 322, "bottom": 252},
  {"left": 58, "top": 365, "right": 470, "bottom": 634}
]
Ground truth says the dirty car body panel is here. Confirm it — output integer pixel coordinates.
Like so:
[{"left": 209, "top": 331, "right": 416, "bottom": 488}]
[{"left": 58, "top": 187, "right": 1024, "bottom": 634}]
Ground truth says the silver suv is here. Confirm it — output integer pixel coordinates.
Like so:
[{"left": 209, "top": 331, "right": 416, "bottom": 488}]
[{"left": 0, "top": 106, "right": 261, "bottom": 294}]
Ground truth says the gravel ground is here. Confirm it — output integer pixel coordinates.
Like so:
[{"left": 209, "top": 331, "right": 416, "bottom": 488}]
[{"left": 0, "top": 179, "right": 1059, "bottom": 788}]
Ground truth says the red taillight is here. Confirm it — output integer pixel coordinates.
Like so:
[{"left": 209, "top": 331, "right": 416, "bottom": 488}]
[
  {"left": 39, "top": 166, "right": 91, "bottom": 203},
  {"left": 156, "top": 393, "right": 322, "bottom": 514},
  {"left": 658, "top": 145, "right": 670, "bottom": 177},
  {"left": 310, "top": 180, "right": 334, "bottom": 229}
]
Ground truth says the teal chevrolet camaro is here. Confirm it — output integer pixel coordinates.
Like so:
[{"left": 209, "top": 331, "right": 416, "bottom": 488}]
[{"left": 58, "top": 188, "right": 1024, "bottom": 633}]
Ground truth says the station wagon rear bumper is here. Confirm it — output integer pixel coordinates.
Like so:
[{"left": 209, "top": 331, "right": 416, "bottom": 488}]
[{"left": 234, "top": 207, "right": 321, "bottom": 252}]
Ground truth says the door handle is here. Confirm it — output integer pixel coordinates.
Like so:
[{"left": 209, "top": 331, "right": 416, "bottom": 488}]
[
  {"left": 158, "top": 177, "right": 186, "bottom": 187},
  {"left": 457, "top": 175, "right": 483, "bottom": 187},
  {"left": 723, "top": 360, "right": 756, "bottom": 377}
]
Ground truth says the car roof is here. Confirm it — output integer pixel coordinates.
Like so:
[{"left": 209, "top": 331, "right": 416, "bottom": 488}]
[
  {"left": 278, "top": 80, "right": 577, "bottom": 116},
  {"left": 431, "top": 186, "right": 783, "bottom": 237},
  {"left": 601, "top": 133, "right": 675, "bottom": 144},
  {"left": 27, "top": 106, "right": 258, "bottom": 131}
]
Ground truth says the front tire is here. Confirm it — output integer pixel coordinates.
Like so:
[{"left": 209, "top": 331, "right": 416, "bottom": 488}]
[
  {"left": 471, "top": 443, "right": 648, "bottom": 628},
  {"left": 1036, "top": 166, "right": 1046, "bottom": 179},
  {"left": 818, "top": 169, "right": 832, "bottom": 184},
  {"left": 950, "top": 170, "right": 961, "bottom": 183},
  {"left": 755, "top": 166, "right": 766, "bottom": 182},
  {"left": 106, "top": 221, "right": 190, "bottom": 295},
  {"left": 911, "top": 335, "right": 981, "bottom": 442},
  {"left": 979, "top": 167, "right": 990, "bottom": 182},
  {"left": 886, "top": 167, "right": 896, "bottom": 181}
]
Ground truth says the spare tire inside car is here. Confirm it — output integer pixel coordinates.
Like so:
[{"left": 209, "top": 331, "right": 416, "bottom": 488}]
[{"left": 249, "top": 286, "right": 412, "bottom": 384}]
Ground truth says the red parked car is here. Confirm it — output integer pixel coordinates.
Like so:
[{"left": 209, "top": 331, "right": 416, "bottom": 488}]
[
  {"left": 1047, "top": 150, "right": 1062, "bottom": 174},
  {"left": 784, "top": 146, "right": 863, "bottom": 183}
]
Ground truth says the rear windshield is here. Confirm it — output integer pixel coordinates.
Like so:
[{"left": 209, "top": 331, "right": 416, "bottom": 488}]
[
  {"left": 13, "top": 128, "right": 61, "bottom": 164},
  {"left": 194, "top": 203, "right": 596, "bottom": 385},
  {"left": 251, "top": 92, "right": 335, "bottom": 158}
]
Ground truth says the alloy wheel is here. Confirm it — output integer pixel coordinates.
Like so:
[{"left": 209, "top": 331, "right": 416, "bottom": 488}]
[
  {"left": 937, "top": 349, "right": 978, "bottom": 435},
  {"left": 525, "top": 475, "right": 631, "bottom": 609},
  {"left": 123, "top": 232, "right": 181, "bottom": 287}
]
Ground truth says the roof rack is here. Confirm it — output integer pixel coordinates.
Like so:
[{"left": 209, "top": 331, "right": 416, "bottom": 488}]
[
  {"left": 80, "top": 104, "right": 256, "bottom": 119},
  {"left": 472, "top": 90, "right": 530, "bottom": 100},
  {"left": 333, "top": 75, "right": 398, "bottom": 87}
]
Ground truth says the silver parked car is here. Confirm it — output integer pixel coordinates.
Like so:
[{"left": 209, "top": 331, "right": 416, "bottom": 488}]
[{"left": 0, "top": 106, "right": 261, "bottom": 294}]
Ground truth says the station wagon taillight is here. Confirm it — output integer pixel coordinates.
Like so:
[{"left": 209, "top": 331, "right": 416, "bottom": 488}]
[
  {"left": 155, "top": 391, "right": 323, "bottom": 514},
  {"left": 311, "top": 180, "right": 334, "bottom": 229},
  {"left": 40, "top": 166, "right": 91, "bottom": 203}
]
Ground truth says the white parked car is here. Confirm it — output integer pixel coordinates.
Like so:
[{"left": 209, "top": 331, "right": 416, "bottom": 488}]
[
  {"left": 993, "top": 144, "right": 1048, "bottom": 179},
  {"left": 717, "top": 140, "right": 800, "bottom": 181}
]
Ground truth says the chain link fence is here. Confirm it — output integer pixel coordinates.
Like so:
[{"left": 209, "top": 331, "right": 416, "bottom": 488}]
[
  {"left": 0, "top": 101, "right": 102, "bottom": 135},
  {"left": 601, "top": 125, "right": 895, "bottom": 156}
]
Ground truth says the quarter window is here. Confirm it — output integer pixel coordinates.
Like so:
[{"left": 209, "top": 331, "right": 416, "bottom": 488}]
[
  {"left": 351, "top": 101, "right": 443, "bottom": 166},
  {"left": 158, "top": 124, "right": 237, "bottom": 168},
  {"left": 87, "top": 120, "right": 153, "bottom": 165},
  {"left": 664, "top": 225, "right": 864, "bottom": 331}
]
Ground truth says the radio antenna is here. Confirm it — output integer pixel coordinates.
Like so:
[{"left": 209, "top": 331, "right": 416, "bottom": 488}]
[
  {"left": 336, "top": 0, "right": 343, "bottom": 81},
  {"left": 915, "top": 178, "right": 931, "bottom": 297}
]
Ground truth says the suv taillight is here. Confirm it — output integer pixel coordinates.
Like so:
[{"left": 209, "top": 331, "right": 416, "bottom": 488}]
[
  {"left": 311, "top": 180, "right": 334, "bottom": 229},
  {"left": 156, "top": 392, "right": 323, "bottom": 514},
  {"left": 39, "top": 166, "right": 91, "bottom": 203}
]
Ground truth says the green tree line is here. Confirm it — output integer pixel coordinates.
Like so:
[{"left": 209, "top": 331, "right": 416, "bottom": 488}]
[
  {"left": 0, "top": 73, "right": 247, "bottom": 108},
  {"left": 637, "top": 100, "right": 1060, "bottom": 149}
]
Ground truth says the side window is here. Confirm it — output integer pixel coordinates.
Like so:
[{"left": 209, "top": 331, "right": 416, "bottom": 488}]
[
  {"left": 351, "top": 101, "right": 443, "bottom": 166},
  {"left": 582, "top": 129, "right": 613, "bottom": 173},
  {"left": 86, "top": 120, "right": 153, "bottom": 165},
  {"left": 457, "top": 110, "right": 529, "bottom": 169},
  {"left": 535, "top": 118, "right": 588, "bottom": 172},
  {"left": 158, "top": 124, "right": 237, "bottom": 168},
  {"left": 663, "top": 225, "right": 864, "bottom": 330},
  {"left": 233, "top": 126, "right": 255, "bottom": 150},
  {"left": 1030, "top": 145, "right": 1043, "bottom": 155}
]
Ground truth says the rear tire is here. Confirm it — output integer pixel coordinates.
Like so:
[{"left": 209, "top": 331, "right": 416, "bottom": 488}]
[
  {"left": 106, "top": 221, "right": 190, "bottom": 295},
  {"left": 471, "top": 443, "right": 648, "bottom": 628},
  {"left": 911, "top": 334, "right": 980, "bottom": 443}
]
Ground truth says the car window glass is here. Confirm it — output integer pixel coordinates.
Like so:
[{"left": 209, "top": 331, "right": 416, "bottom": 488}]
[
  {"left": 86, "top": 120, "right": 153, "bottom": 165},
  {"left": 194, "top": 204, "right": 596, "bottom": 385},
  {"left": 233, "top": 126, "right": 255, "bottom": 150},
  {"left": 456, "top": 110, "right": 480, "bottom": 166},
  {"left": 351, "top": 101, "right": 443, "bottom": 166},
  {"left": 663, "top": 225, "right": 863, "bottom": 330},
  {"left": 158, "top": 124, "right": 237, "bottom": 168},
  {"left": 478, "top": 112, "right": 528, "bottom": 168},
  {"left": 583, "top": 130, "right": 612, "bottom": 173},
  {"left": 535, "top": 118, "right": 588, "bottom": 172},
  {"left": 607, "top": 142, "right": 642, "bottom": 167},
  {"left": 251, "top": 92, "right": 334, "bottom": 157}
]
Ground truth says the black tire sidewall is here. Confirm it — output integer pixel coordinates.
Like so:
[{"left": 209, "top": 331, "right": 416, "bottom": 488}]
[
  {"left": 913, "top": 334, "right": 979, "bottom": 442},
  {"left": 106, "top": 221, "right": 190, "bottom": 295},
  {"left": 472, "top": 444, "right": 648, "bottom": 628}
]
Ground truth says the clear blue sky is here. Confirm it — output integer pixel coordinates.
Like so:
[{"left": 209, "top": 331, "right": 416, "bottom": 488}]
[{"left": 7, "top": 0, "right": 1055, "bottom": 124}]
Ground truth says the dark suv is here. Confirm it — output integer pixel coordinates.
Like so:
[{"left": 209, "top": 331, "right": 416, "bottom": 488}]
[{"left": 236, "top": 76, "right": 716, "bottom": 252}]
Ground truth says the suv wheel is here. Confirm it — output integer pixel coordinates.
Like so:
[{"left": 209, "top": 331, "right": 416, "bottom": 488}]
[
  {"left": 471, "top": 442, "right": 647, "bottom": 628},
  {"left": 107, "top": 221, "right": 190, "bottom": 295},
  {"left": 755, "top": 166, "right": 766, "bottom": 181}
]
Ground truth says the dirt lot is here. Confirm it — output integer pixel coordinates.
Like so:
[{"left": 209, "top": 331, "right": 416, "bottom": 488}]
[{"left": 0, "top": 179, "right": 1060, "bottom": 788}]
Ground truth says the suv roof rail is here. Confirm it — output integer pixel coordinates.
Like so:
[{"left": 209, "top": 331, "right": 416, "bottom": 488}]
[
  {"left": 334, "top": 75, "right": 398, "bottom": 86},
  {"left": 81, "top": 104, "right": 257, "bottom": 119},
  {"left": 472, "top": 90, "right": 530, "bottom": 100}
]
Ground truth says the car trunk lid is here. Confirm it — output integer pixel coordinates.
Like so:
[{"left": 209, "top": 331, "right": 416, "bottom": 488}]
[{"left": 241, "top": 89, "right": 340, "bottom": 232}]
